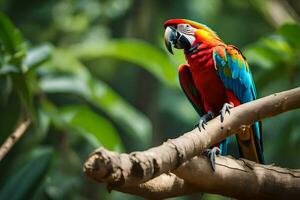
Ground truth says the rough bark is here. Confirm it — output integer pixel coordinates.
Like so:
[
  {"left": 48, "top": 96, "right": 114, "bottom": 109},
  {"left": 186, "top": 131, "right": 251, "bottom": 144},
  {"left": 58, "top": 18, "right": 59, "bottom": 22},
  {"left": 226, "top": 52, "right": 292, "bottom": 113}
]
[
  {"left": 84, "top": 87, "right": 300, "bottom": 187},
  {"left": 174, "top": 156, "right": 300, "bottom": 200},
  {"left": 117, "top": 173, "right": 200, "bottom": 199},
  {"left": 114, "top": 155, "right": 300, "bottom": 199}
]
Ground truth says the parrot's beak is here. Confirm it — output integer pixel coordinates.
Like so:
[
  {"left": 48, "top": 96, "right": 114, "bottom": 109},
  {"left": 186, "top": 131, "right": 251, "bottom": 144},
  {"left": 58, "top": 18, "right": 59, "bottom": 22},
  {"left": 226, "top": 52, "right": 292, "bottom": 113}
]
[
  {"left": 164, "top": 26, "right": 177, "bottom": 54},
  {"left": 164, "top": 26, "right": 192, "bottom": 54}
]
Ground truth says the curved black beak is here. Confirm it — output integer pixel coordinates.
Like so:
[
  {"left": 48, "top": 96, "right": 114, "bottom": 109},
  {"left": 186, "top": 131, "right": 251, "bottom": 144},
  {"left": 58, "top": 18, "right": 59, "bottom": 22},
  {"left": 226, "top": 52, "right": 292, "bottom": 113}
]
[
  {"left": 164, "top": 26, "right": 192, "bottom": 55},
  {"left": 164, "top": 26, "right": 177, "bottom": 54}
]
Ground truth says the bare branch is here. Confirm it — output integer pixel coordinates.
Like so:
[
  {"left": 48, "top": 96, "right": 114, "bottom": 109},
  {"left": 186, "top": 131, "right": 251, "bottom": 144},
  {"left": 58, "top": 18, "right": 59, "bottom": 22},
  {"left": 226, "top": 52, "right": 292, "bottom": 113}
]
[
  {"left": 116, "top": 173, "right": 199, "bottom": 199},
  {"left": 174, "top": 156, "right": 300, "bottom": 200},
  {"left": 0, "top": 117, "right": 31, "bottom": 161},
  {"left": 84, "top": 87, "right": 300, "bottom": 188},
  {"left": 114, "top": 155, "right": 300, "bottom": 199}
]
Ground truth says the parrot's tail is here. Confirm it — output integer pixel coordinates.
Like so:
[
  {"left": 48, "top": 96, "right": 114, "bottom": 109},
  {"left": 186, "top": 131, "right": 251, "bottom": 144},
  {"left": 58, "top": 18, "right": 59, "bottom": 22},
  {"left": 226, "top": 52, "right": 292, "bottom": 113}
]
[
  {"left": 236, "top": 121, "right": 264, "bottom": 164},
  {"left": 219, "top": 137, "right": 231, "bottom": 155}
]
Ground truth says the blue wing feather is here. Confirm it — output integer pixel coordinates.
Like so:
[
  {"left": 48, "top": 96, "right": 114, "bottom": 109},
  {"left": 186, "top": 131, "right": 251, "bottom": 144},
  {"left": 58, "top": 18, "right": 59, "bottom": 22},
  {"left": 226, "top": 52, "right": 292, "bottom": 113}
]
[{"left": 213, "top": 45, "right": 264, "bottom": 163}]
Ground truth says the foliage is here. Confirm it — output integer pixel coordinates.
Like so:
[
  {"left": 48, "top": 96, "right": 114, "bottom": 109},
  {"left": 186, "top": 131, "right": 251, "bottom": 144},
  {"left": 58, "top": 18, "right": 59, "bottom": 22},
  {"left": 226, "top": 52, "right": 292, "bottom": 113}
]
[
  {"left": 0, "top": 147, "right": 53, "bottom": 200},
  {"left": 1, "top": 1, "right": 300, "bottom": 200}
]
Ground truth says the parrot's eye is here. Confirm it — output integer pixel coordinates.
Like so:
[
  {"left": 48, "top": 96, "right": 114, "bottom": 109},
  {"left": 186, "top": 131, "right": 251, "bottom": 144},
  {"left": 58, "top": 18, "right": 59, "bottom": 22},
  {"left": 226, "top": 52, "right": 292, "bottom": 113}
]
[{"left": 177, "top": 24, "right": 190, "bottom": 31}]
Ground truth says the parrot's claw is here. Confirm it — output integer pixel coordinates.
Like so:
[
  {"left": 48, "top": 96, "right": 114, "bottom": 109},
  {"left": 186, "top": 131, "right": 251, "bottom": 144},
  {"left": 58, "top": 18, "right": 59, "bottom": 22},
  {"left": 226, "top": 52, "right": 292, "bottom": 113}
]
[
  {"left": 203, "top": 147, "right": 220, "bottom": 171},
  {"left": 195, "top": 111, "right": 214, "bottom": 132},
  {"left": 220, "top": 103, "right": 234, "bottom": 123}
]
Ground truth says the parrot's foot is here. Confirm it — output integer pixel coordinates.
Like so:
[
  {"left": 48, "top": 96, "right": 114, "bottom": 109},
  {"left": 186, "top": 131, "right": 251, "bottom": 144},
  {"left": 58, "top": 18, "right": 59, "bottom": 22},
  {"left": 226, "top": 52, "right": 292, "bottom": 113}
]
[
  {"left": 220, "top": 103, "right": 234, "bottom": 122},
  {"left": 196, "top": 111, "right": 214, "bottom": 132},
  {"left": 203, "top": 147, "right": 220, "bottom": 171}
]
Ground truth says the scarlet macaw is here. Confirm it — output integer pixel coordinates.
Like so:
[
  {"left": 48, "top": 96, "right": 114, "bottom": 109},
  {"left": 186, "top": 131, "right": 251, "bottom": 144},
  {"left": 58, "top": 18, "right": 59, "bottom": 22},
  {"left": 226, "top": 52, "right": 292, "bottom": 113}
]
[{"left": 164, "top": 19, "right": 264, "bottom": 169}]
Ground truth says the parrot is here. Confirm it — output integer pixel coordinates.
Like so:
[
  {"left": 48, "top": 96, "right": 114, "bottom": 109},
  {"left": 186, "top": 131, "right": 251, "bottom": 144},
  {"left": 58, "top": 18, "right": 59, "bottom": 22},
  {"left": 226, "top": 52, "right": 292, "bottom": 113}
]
[{"left": 163, "top": 19, "right": 264, "bottom": 170}]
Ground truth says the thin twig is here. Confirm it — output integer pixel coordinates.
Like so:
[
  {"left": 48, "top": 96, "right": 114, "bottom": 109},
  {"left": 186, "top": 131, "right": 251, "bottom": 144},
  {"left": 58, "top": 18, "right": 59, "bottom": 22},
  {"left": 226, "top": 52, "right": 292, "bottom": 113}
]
[{"left": 0, "top": 117, "right": 31, "bottom": 161}]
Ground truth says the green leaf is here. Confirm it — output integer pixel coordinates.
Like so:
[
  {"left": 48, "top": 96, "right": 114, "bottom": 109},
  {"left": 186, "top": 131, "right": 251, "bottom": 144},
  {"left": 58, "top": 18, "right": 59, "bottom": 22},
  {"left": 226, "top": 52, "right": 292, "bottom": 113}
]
[
  {"left": 59, "top": 105, "right": 124, "bottom": 151},
  {"left": 0, "top": 64, "right": 20, "bottom": 75},
  {"left": 23, "top": 44, "right": 52, "bottom": 72},
  {"left": 40, "top": 75, "right": 152, "bottom": 149},
  {"left": 245, "top": 46, "right": 278, "bottom": 69},
  {"left": 40, "top": 100, "right": 124, "bottom": 151},
  {"left": 11, "top": 73, "right": 32, "bottom": 109},
  {"left": 70, "top": 39, "right": 178, "bottom": 87},
  {"left": 0, "top": 13, "right": 32, "bottom": 108},
  {"left": 0, "top": 147, "right": 53, "bottom": 200},
  {"left": 39, "top": 49, "right": 152, "bottom": 149},
  {"left": 32, "top": 108, "right": 51, "bottom": 143},
  {"left": 0, "top": 12, "right": 25, "bottom": 65},
  {"left": 245, "top": 36, "right": 293, "bottom": 69},
  {"left": 278, "top": 23, "right": 300, "bottom": 48}
]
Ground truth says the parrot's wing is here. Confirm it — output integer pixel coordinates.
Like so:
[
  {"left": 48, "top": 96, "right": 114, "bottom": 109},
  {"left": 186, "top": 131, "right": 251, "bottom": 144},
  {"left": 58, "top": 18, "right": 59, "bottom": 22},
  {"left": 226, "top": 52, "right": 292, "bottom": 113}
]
[
  {"left": 213, "top": 45, "right": 264, "bottom": 163},
  {"left": 213, "top": 45, "right": 258, "bottom": 102},
  {"left": 178, "top": 64, "right": 205, "bottom": 116}
]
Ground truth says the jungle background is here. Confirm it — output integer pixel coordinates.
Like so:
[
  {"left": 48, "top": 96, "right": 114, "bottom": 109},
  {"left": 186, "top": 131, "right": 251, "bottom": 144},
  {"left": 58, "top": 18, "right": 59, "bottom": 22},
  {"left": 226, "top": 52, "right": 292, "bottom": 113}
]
[{"left": 1, "top": 0, "right": 300, "bottom": 199}]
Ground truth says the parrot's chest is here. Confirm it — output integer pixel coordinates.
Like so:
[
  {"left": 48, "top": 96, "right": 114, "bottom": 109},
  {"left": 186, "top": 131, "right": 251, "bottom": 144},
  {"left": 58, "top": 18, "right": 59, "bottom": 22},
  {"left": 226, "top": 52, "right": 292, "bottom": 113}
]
[{"left": 186, "top": 52, "right": 228, "bottom": 112}]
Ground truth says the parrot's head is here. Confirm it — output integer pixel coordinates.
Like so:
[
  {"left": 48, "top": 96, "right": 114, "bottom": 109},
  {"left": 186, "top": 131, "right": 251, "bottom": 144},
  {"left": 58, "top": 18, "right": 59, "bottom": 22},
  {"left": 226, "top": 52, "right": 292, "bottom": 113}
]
[{"left": 164, "top": 19, "right": 220, "bottom": 54}]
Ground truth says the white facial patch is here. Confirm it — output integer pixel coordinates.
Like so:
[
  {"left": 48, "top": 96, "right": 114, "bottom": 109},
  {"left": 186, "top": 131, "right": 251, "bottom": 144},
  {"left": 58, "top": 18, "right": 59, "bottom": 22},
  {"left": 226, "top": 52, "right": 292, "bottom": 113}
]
[
  {"left": 177, "top": 24, "right": 197, "bottom": 34},
  {"left": 177, "top": 24, "right": 196, "bottom": 45},
  {"left": 184, "top": 34, "right": 196, "bottom": 46}
]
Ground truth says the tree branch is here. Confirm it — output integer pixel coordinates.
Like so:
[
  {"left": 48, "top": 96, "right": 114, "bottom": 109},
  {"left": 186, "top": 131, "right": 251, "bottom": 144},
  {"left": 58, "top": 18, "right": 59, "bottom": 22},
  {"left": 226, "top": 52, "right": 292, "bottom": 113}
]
[
  {"left": 116, "top": 173, "right": 199, "bottom": 199},
  {"left": 84, "top": 87, "right": 300, "bottom": 198},
  {"left": 0, "top": 117, "right": 31, "bottom": 161},
  {"left": 115, "top": 155, "right": 300, "bottom": 199},
  {"left": 174, "top": 155, "right": 300, "bottom": 200}
]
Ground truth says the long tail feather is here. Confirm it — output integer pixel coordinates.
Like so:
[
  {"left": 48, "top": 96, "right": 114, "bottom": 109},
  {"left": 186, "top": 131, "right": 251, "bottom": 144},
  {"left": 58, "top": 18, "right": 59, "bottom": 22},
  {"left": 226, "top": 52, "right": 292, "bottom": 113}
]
[
  {"left": 219, "top": 137, "right": 231, "bottom": 156},
  {"left": 236, "top": 121, "right": 264, "bottom": 164}
]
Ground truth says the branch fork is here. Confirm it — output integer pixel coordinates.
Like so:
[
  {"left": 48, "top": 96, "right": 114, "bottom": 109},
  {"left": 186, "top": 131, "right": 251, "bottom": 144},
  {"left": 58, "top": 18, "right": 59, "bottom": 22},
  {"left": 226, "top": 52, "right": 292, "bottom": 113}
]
[{"left": 84, "top": 87, "right": 300, "bottom": 199}]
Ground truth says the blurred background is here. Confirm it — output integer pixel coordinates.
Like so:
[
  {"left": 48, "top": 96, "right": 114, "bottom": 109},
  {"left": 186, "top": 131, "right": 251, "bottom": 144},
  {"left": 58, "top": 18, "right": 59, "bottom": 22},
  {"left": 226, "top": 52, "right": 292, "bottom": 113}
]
[{"left": 0, "top": 0, "right": 300, "bottom": 199}]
